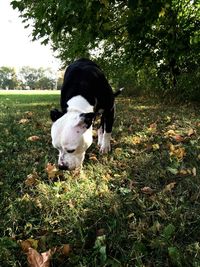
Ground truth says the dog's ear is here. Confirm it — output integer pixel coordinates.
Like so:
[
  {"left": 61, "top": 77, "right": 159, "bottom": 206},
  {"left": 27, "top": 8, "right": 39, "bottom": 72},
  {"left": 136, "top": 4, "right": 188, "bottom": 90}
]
[
  {"left": 78, "top": 112, "right": 96, "bottom": 129},
  {"left": 50, "top": 109, "right": 64, "bottom": 122}
]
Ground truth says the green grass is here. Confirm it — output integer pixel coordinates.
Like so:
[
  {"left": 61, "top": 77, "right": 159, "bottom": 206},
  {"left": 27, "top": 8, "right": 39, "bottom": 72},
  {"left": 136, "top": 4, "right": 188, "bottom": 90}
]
[{"left": 0, "top": 91, "right": 200, "bottom": 266}]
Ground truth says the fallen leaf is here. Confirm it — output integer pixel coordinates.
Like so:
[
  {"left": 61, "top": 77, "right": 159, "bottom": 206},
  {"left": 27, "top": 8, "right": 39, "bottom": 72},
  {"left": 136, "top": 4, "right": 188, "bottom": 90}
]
[
  {"left": 132, "top": 116, "right": 140, "bottom": 124},
  {"left": 165, "top": 116, "right": 172, "bottom": 123},
  {"left": 132, "top": 136, "right": 141, "bottom": 145},
  {"left": 152, "top": 144, "right": 160, "bottom": 150},
  {"left": 20, "top": 239, "right": 39, "bottom": 252},
  {"left": 192, "top": 167, "right": 197, "bottom": 176},
  {"left": 19, "top": 118, "right": 29, "bottom": 124},
  {"left": 163, "top": 182, "right": 176, "bottom": 192},
  {"left": 173, "top": 134, "right": 184, "bottom": 143},
  {"left": 149, "top": 122, "right": 157, "bottom": 129},
  {"left": 145, "top": 143, "right": 153, "bottom": 151},
  {"left": 45, "top": 163, "right": 59, "bottom": 179},
  {"left": 169, "top": 144, "right": 186, "bottom": 161},
  {"left": 148, "top": 122, "right": 157, "bottom": 133},
  {"left": 102, "top": 173, "right": 112, "bottom": 182},
  {"left": 166, "top": 167, "right": 178, "bottom": 175},
  {"left": 188, "top": 128, "right": 195, "bottom": 137},
  {"left": 89, "top": 154, "right": 98, "bottom": 161},
  {"left": 25, "top": 172, "right": 39, "bottom": 187},
  {"left": 61, "top": 244, "right": 71, "bottom": 256},
  {"left": 25, "top": 111, "right": 34, "bottom": 118},
  {"left": 28, "top": 136, "right": 40, "bottom": 141},
  {"left": 165, "top": 129, "right": 176, "bottom": 137},
  {"left": 141, "top": 186, "right": 154, "bottom": 195},
  {"left": 27, "top": 247, "right": 56, "bottom": 267},
  {"left": 179, "top": 169, "right": 188, "bottom": 175},
  {"left": 114, "top": 147, "right": 123, "bottom": 155},
  {"left": 21, "top": 240, "right": 32, "bottom": 253},
  {"left": 127, "top": 213, "right": 135, "bottom": 219}
]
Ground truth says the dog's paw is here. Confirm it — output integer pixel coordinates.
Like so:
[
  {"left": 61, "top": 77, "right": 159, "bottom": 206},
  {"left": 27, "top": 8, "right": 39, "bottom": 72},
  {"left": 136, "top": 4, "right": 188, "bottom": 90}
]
[{"left": 100, "top": 144, "right": 111, "bottom": 154}]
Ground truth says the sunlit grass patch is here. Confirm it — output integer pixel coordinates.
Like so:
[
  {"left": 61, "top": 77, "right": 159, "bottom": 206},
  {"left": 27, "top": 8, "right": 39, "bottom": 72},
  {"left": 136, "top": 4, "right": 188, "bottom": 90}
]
[{"left": 0, "top": 93, "right": 200, "bottom": 266}]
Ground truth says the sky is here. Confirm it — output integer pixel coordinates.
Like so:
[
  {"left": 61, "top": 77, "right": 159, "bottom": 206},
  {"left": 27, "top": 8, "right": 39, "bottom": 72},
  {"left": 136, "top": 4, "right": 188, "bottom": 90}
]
[{"left": 0, "top": 0, "right": 60, "bottom": 70}]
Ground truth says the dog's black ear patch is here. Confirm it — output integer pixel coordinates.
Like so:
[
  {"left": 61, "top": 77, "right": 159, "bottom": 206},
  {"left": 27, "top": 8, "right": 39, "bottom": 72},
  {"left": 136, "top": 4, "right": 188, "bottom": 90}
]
[
  {"left": 50, "top": 109, "right": 64, "bottom": 122},
  {"left": 80, "top": 112, "right": 96, "bottom": 128}
]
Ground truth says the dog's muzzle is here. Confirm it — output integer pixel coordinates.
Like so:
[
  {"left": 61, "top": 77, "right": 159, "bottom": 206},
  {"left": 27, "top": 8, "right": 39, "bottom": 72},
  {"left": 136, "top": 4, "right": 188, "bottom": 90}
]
[{"left": 58, "top": 163, "right": 69, "bottom": 171}]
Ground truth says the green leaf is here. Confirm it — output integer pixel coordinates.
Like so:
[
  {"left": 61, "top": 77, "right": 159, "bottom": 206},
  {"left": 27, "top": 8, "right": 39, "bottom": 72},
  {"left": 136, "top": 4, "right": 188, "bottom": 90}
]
[
  {"left": 166, "top": 167, "right": 178, "bottom": 175},
  {"left": 163, "top": 224, "right": 176, "bottom": 240},
  {"left": 168, "top": 246, "right": 182, "bottom": 267}
]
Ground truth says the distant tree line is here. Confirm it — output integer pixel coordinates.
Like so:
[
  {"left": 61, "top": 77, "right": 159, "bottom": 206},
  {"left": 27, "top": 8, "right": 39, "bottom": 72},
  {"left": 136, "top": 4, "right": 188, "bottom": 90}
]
[{"left": 0, "top": 66, "right": 64, "bottom": 90}]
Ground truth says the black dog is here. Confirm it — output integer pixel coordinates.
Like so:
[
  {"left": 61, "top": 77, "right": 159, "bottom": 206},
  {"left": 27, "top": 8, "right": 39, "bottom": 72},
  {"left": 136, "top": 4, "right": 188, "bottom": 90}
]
[{"left": 50, "top": 58, "right": 122, "bottom": 170}]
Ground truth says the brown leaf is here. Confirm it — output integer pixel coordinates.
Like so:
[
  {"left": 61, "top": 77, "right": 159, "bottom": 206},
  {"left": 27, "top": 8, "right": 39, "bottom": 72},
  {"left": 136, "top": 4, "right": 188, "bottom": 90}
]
[
  {"left": 45, "top": 163, "right": 59, "bottom": 179},
  {"left": 165, "top": 129, "right": 176, "bottom": 137},
  {"left": 114, "top": 147, "right": 123, "bottom": 154},
  {"left": 188, "top": 128, "right": 195, "bottom": 137},
  {"left": 141, "top": 186, "right": 154, "bottom": 195},
  {"left": 25, "top": 111, "right": 34, "bottom": 118},
  {"left": 27, "top": 247, "right": 56, "bottom": 267},
  {"left": 149, "top": 122, "right": 157, "bottom": 129},
  {"left": 20, "top": 238, "right": 39, "bottom": 253},
  {"left": 61, "top": 244, "right": 71, "bottom": 256},
  {"left": 25, "top": 172, "right": 39, "bottom": 187},
  {"left": 145, "top": 143, "right": 153, "bottom": 151},
  {"left": 192, "top": 167, "right": 197, "bottom": 176},
  {"left": 21, "top": 240, "right": 32, "bottom": 253},
  {"left": 179, "top": 169, "right": 188, "bottom": 175},
  {"left": 132, "top": 116, "right": 140, "bottom": 124},
  {"left": 28, "top": 136, "right": 40, "bottom": 141},
  {"left": 169, "top": 144, "right": 186, "bottom": 161},
  {"left": 132, "top": 136, "right": 141, "bottom": 145},
  {"left": 173, "top": 134, "right": 184, "bottom": 143},
  {"left": 19, "top": 118, "right": 29, "bottom": 124},
  {"left": 102, "top": 173, "right": 112, "bottom": 182},
  {"left": 163, "top": 182, "right": 176, "bottom": 192},
  {"left": 89, "top": 154, "right": 98, "bottom": 161}
]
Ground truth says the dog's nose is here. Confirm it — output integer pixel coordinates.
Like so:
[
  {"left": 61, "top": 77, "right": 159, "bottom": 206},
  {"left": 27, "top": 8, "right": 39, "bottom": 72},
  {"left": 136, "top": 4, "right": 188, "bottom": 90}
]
[{"left": 58, "top": 164, "right": 69, "bottom": 170}]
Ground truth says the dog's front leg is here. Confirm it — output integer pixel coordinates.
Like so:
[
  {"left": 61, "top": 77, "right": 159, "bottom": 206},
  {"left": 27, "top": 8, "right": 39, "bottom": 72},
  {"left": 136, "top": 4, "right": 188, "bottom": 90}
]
[
  {"left": 98, "top": 126, "right": 104, "bottom": 147},
  {"left": 100, "top": 132, "right": 112, "bottom": 153},
  {"left": 98, "top": 109, "right": 114, "bottom": 153}
]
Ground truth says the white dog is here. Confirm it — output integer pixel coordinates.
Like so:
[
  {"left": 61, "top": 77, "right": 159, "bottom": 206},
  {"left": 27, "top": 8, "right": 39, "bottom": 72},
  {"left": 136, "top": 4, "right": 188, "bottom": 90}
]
[{"left": 50, "top": 58, "right": 122, "bottom": 170}]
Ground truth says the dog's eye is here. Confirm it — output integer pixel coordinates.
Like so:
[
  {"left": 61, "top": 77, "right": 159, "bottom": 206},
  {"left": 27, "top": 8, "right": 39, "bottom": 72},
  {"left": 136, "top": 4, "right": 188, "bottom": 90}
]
[{"left": 67, "top": 149, "right": 75, "bottom": 153}]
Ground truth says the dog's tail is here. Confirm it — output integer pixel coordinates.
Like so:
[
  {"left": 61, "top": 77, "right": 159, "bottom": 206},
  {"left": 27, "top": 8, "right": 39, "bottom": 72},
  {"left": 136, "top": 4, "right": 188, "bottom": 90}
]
[{"left": 113, "top": 87, "right": 124, "bottom": 97}]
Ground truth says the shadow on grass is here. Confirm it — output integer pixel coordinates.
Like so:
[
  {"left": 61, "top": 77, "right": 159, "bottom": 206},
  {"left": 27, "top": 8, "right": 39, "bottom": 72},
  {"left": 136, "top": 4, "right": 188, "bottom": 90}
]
[{"left": 0, "top": 95, "right": 200, "bottom": 266}]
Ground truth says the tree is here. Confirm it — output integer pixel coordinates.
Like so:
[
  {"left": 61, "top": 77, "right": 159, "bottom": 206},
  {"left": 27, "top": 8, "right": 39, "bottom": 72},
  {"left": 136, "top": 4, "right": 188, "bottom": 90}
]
[
  {"left": 36, "top": 76, "right": 55, "bottom": 90},
  {"left": 0, "top": 67, "right": 18, "bottom": 89},
  {"left": 11, "top": 0, "right": 200, "bottom": 98},
  {"left": 18, "top": 66, "right": 56, "bottom": 90},
  {"left": 18, "top": 66, "right": 39, "bottom": 89}
]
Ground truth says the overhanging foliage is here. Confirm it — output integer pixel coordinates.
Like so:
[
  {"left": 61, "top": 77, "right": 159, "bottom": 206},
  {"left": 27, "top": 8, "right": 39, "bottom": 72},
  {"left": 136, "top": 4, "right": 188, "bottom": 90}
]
[{"left": 11, "top": 0, "right": 200, "bottom": 98}]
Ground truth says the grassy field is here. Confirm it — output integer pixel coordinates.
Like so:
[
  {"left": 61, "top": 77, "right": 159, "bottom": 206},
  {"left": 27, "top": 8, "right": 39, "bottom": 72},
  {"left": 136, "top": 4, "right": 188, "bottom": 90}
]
[{"left": 0, "top": 91, "right": 200, "bottom": 267}]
